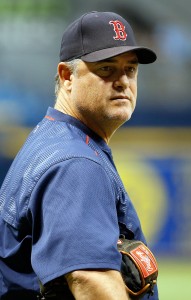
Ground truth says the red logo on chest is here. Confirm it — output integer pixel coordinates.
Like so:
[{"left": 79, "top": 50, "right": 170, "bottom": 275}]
[{"left": 109, "top": 20, "right": 127, "bottom": 41}]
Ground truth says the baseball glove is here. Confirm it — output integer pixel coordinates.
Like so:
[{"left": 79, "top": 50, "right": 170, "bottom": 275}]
[{"left": 117, "top": 236, "right": 158, "bottom": 299}]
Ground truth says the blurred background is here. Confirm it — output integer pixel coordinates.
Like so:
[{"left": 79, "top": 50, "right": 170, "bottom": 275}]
[{"left": 0, "top": 1, "right": 191, "bottom": 299}]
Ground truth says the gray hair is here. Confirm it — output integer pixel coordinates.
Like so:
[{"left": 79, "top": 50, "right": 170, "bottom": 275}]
[{"left": 55, "top": 59, "right": 81, "bottom": 98}]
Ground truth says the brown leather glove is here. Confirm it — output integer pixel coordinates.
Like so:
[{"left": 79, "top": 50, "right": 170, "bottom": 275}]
[{"left": 117, "top": 237, "right": 158, "bottom": 299}]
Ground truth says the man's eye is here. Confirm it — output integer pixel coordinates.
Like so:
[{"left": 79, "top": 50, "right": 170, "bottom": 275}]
[
  {"left": 127, "top": 67, "right": 136, "bottom": 73},
  {"left": 100, "top": 66, "right": 113, "bottom": 72},
  {"left": 96, "top": 66, "right": 114, "bottom": 77},
  {"left": 125, "top": 67, "right": 137, "bottom": 77}
]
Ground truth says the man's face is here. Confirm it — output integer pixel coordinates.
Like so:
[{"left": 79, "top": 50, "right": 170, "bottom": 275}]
[{"left": 69, "top": 51, "right": 138, "bottom": 139}]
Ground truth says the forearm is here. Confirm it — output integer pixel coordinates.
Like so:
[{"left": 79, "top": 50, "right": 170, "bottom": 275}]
[{"left": 65, "top": 269, "right": 130, "bottom": 300}]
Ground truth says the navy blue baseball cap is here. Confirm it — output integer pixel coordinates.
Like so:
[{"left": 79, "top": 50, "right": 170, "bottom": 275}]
[{"left": 60, "top": 11, "right": 157, "bottom": 64}]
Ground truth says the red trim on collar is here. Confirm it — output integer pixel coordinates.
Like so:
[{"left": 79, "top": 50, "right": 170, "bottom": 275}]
[
  {"left": 86, "top": 135, "right": 90, "bottom": 145},
  {"left": 45, "top": 115, "right": 55, "bottom": 121}
]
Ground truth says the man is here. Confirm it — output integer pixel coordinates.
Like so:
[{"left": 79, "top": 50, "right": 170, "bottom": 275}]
[{"left": 0, "top": 11, "right": 158, "bottom": 300}]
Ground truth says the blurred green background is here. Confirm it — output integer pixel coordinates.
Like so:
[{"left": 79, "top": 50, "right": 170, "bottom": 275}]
[{"left": 0, "top": 1, "right": 191, "bottom": 299}]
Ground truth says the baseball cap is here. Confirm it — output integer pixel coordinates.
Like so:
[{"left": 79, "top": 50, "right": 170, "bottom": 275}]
[{"left": 60, "top": 11, "right": 157, "bottom": 64}]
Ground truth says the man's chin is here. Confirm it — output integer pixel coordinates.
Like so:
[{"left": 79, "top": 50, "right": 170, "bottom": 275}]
[
  {"left": 114, "top": 111, "right": 133, "bottom": 123},
  {"left": 107, "top": 113, "right": 133, "bottom": 129}
]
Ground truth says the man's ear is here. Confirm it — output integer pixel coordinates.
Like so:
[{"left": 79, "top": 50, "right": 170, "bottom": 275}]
[{"left": 57, "top": 62, "right": 72, "bottom": 91}]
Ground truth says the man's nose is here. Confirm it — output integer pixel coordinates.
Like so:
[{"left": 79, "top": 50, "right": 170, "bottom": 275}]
[{"left": 113, "top": 71, "right": 130, "bottom": 90}]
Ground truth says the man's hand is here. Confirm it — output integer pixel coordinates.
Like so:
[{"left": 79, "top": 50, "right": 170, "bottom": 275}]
[{"left": 65, "top": 269, "right": 130, "bottom": 300}]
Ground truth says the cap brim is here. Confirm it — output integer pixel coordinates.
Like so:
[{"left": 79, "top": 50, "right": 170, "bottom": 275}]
[{"left": 81, "top": 46, "right": 157, "bottom": 64}]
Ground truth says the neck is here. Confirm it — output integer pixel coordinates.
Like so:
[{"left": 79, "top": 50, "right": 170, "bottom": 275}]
[{"left": 55, "top": 93, "right": 119, "bottom": 144}]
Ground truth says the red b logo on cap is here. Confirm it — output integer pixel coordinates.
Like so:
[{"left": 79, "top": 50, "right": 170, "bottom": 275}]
[{"left": 109, "top": 20, "right": 127, "bottom": 41}]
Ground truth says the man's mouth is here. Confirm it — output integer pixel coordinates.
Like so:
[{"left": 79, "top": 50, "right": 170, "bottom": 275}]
[{"left": 111, "top": 95, "right": 130, "bottom": 101}]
